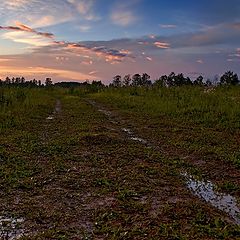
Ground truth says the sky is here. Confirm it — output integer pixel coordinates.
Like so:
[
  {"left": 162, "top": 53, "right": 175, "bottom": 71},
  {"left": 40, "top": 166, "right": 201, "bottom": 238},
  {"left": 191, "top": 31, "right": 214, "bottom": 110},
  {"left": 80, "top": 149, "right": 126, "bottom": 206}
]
[{"left": 0, "top": 0, "right": 240, "bottom": 83}]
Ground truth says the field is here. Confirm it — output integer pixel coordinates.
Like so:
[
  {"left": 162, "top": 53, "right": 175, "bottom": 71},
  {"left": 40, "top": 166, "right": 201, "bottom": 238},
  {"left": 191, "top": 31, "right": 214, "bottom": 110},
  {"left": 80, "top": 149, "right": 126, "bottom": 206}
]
[{"left": 0, "top": 85, "right": 240, "bottom": 239}]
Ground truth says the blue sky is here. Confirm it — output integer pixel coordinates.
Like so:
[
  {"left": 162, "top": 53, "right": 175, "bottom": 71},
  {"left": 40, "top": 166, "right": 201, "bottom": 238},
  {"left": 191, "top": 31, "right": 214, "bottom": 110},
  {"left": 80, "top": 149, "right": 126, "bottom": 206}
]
[{"left": 0, "top": 0, "right": 239, "bottom": 83}]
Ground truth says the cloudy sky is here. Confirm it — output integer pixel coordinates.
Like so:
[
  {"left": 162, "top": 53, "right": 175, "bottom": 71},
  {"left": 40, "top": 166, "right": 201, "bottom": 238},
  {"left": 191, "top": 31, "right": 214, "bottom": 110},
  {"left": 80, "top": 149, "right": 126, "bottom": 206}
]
[{"left": 0, "top": 0, "right": 239, "bottom": 83}]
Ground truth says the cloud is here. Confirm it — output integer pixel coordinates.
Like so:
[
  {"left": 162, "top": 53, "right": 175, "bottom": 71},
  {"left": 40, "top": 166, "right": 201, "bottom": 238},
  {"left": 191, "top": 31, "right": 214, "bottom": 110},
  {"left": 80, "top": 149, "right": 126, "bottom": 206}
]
[
  {"left": 160, "top": 24, "right": 177, "bottom": 28},
  {"left": 146, "top": 57, "right": 153, "bottom": 61},
  {"left": 3, "top": 0, "right": 30, "bottom": 8},
  {"left": 89, "top": 70, "right": 98, "bottom": 75},
  {"left": 78, "top": 25, "right": 91, "bottom": 32},
  {"left": 111, "top": 10, "right": 136, "bottom": 26},
  {"left": 0, "top": 22, "right": 55, "bottom": 47},
  {"left": 0, "top": 21, "right": 133, "bottom": 63},
  {"left": 48, "top": 41, "right": 133, "bottom": 63},
  {"left": 67, "top": 0, "right": 99, "bottom": 21},
  {"left": 196, "top": 59, "right": 203, "bottom": 64},
  {"left": 0, "top": 22, "right": 54, "bottom": 38},
  {"left": 154, "top": 42, "right": 170, "bottom": 49}
]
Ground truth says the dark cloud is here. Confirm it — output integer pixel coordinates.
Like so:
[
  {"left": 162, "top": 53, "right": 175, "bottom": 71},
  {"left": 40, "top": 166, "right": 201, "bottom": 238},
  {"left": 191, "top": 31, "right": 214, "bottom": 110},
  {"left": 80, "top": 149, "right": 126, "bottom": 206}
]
[{"left": 0, "top": 22, "right": 54, "bottom": 38}]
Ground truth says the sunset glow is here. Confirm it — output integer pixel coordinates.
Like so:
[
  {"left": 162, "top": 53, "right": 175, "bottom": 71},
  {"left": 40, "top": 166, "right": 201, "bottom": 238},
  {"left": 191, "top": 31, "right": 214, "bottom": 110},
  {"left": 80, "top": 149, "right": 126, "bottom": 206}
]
[{"left": 0, "top": 0, "right": 239, "bottom": 83}]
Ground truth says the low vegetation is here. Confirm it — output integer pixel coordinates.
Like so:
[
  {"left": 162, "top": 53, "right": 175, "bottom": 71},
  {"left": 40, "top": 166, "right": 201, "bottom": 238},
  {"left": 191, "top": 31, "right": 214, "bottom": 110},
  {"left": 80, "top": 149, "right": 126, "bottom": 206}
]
[{"left": 0, "top": 71, "right": 240, "bottom": 239}]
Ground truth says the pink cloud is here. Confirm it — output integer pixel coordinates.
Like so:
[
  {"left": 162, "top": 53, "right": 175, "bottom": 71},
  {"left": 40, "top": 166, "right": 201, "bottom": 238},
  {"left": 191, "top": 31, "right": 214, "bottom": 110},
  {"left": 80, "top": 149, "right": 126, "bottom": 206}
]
[
  {"left": 0, "top": 22, "right": 54, "bottom": 38},
  {"left": 154, "top": 41, "right": 170, "bottom": 49}
]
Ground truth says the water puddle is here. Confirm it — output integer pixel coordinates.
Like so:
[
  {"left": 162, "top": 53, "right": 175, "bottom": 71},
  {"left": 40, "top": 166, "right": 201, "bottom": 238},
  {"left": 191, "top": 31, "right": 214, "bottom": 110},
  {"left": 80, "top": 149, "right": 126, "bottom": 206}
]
[
  {"left": 122, "top": 128, "right": 147, "bottom": 144},
  {"left": 89, "top": 99, "right": 240, "bottom": 225},
  {"left": 0, "top": 215, "right": 24, "bottom": 239},
  {"left": 130, "top": 137, "right": 147, "bottom": 144},
  {"left": 122, "top": 128, "right": 133, "bottom": 134},
  {"left": 98, "top": 109, "right": 112, "bottom": 117},
  {"left": 183, "top": 173, "right": 240, "bottom": 224},
  {"left": 46, "top": 100, "right": 61, "bottom": 120},
  {"left": 54, "top": 100, "right": 61, "bottom": 113},
  {"left": 46, "top": 116, "right": 54, "bottom": 120}
]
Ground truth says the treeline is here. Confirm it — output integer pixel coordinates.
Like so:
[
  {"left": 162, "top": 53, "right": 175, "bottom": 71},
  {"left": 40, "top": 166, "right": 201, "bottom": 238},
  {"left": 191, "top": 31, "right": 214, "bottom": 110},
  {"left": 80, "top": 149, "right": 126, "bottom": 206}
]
[
  {"left": 111, "top": 71, "right": 239, "bottom": 87},
  {"left": 0, "top": 76, "right": 105, "bottom": 89},
  {"left": 0, "top": 71, "right": 239, "bottom": 88},
  {"left": 0, "top": 77, "right": 53, "bottom": 87}
]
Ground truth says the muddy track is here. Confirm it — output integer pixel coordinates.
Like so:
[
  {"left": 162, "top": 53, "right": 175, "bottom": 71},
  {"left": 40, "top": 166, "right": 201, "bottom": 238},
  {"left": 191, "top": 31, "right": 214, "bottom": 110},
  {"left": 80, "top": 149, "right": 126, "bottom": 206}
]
[
  {"left": 1, "top": 96, "right": 240, "bottom": 239},
  {"left": 86, "top": 98, "right": 240, "bottom": 225}
]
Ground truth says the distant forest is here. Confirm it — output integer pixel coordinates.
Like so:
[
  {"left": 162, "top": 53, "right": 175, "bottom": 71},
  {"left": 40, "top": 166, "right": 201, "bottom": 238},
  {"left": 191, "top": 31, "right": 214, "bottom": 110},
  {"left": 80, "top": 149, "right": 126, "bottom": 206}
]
[{"left": 0, "top": 71, "right": 239, "bottom": 88}]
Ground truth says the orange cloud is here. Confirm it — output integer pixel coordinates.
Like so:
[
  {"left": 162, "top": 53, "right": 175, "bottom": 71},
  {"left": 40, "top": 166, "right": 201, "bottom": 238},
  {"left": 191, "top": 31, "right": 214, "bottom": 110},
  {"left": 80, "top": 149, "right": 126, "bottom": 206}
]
[
  {"left": 53, "top": 40, "right": 132, "bottom": 64},
  {"left": 0, "top": 22, "right": 54, "bottom": 39},
  {"left": 154, "top": 41, "right": 170, "bottom": 49}
]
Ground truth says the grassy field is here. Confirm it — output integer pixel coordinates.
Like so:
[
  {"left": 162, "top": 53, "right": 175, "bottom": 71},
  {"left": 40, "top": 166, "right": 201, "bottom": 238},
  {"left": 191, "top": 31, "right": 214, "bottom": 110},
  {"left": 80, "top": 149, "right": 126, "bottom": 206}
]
[{"left": 0, "top": 86, "right": 240, "bottom": 239}]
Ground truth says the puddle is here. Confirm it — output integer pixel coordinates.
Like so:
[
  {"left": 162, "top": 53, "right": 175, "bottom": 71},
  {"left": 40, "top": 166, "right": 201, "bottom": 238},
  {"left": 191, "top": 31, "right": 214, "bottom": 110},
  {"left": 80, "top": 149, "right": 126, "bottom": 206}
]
[
  {"left": 122, "top": 128, "right": 147, "bottom": 144},
  {"left": 54, "top": 100, "right": 61, "bottom": 113},
  {"left": 46, "top": 100, "right": 61, "bottom": 120},
  {"left": 130, "top": 137, "right": 147, "bottom": 144},
  {"left": 46, "top": 116, "right": 54, "bottom": 120},
  {"left": 98, "top": 109, "right": 112, "bottom": 117},
  {"left": 122, "top": 128, "right": 133, "bottom": 134},
  {"left": 183, "top": 173, "right": 240, "bottom": 224},
  {"left": 0, "top": 215, "right": 24, "bottom": 239}
]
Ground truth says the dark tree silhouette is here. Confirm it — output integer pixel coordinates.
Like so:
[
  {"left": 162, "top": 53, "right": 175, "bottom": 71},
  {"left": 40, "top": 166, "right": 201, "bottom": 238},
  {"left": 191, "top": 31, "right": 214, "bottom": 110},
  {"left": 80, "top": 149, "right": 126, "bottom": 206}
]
[
  {"left": 5, "top": 77, "right": 11, "bottom": 84},
  {"left": 194, "top": 75, "right": 204, "bottom": 86},
  {"left": 205, "top": 79, "right": 212, "bottom": 87},
  {"left": 132, "top": 74, "right": 142, "bottom": 86},
  {"left": 141, "top": 73, "right": 151, "bottom": 85},
  {"left": 45, "top": 77, "right": 53, "bottom": 86},
  {"left": 112, "top": 75, "right": 122, "bottom": 87},
  {"left": 123, "top": 74, "right": 131, "bottom": 86},
  {"left": 220, "top": 71, "right": 239, "bottom": 85}
]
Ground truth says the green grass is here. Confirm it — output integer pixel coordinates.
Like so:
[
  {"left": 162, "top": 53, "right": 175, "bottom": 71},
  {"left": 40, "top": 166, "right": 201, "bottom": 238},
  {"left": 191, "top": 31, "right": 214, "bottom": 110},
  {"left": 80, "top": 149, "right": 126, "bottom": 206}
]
[
  {"left": 0, "top": 87, "right": 56, "bottom": 131},
  {"left": 89, "top": 85, "right": 240, "bottom": 129},
  {"left": 0, "top": 86, "right": 240, "bottom": 239}
]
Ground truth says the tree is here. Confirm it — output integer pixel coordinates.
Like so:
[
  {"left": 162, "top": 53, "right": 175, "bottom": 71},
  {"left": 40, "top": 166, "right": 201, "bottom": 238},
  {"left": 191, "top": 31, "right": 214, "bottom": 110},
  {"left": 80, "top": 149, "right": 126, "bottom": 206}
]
[
  {"left": 20, "top": 77, "right": 25, "bottom": 84},
  {"left": 194, "top": 75, "right": 204, "bottom": 86},
  {"left": 123, "top": 74, "right": 131, "bottom": 86},
  {"left": 220, "top": 71, "right": 239, "bottom": 85},
  {"left": 205, "top": 79, "right": 212, "bottom": 87},
  {"left": 141, "top": 73, "right": 151, "bottom": 85},
  {"left": 45, "top": 77, "right": 53, "bottom": 87},
  {"left": 5, "top": 77, "right": 11, "bottom": 84},
  {"left": 112, "top": 75, "right": 122, "bottom": 87},
  {"left": 155, "top": 75, "right": 168, "bottom": 87},
  {"left": 132, "top": 74, "right": 142, "bottom": 86},
  {"left": 166, "top": 72, "right": 176, "bottom": 87}
]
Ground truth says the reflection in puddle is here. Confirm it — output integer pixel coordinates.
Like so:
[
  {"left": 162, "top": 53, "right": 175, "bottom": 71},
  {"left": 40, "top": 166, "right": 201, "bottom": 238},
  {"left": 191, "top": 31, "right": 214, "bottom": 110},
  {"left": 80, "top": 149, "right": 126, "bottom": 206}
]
[
  {"left": 183, "top": 173, "right": 240, "bottom": 224},
  {"left": 46, "top": 100, "right": 61, "bottom": 120},
  {"left": 122, "top": 128, "right": 132, "bottom": 134},
  {"left": 0, "top": 216, "right": 24, "bottom": 239},
  {"left": 98, "top": 109, "right": 112, "bottom": 117},
  {"left": 130, "top": 137, "right": 147, "bottom": 144},
  {"left": 54, "top": 100, "right": 61, "bottom": 113},
  {"left": 46, "top": 116, "right": 54, "bottom": 120},
  {"left": 122, "top": 128, "right": 147, "bottom": 144},
  {"left": 90, "top": 99, "right": 240, "bottom": 225}
]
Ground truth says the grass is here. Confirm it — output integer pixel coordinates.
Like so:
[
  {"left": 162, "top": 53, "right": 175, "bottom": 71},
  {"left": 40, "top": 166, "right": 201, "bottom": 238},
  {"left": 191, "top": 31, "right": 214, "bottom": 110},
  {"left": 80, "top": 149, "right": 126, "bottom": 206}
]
[
  {"left": 89, "top": 85, "right": 240, "bottom": 130},
  {"left": 89, "top": 86, "right": 240, "bottom": 192},
  {"left": 0, "top": 85, "right": 240, "bottom": 239},
  {"left": 0, "top": 87, "right": 56, "bottom": 131}
]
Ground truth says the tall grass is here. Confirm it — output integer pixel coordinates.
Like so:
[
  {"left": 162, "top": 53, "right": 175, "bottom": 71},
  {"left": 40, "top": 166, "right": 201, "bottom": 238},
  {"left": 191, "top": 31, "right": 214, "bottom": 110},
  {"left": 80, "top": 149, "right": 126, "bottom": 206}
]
[
  {"left": 90, "top": 85, "right": 240, "bottom": 130},
  {"left": 0, "top": 87, "right": 56, "bottom": 131}
]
